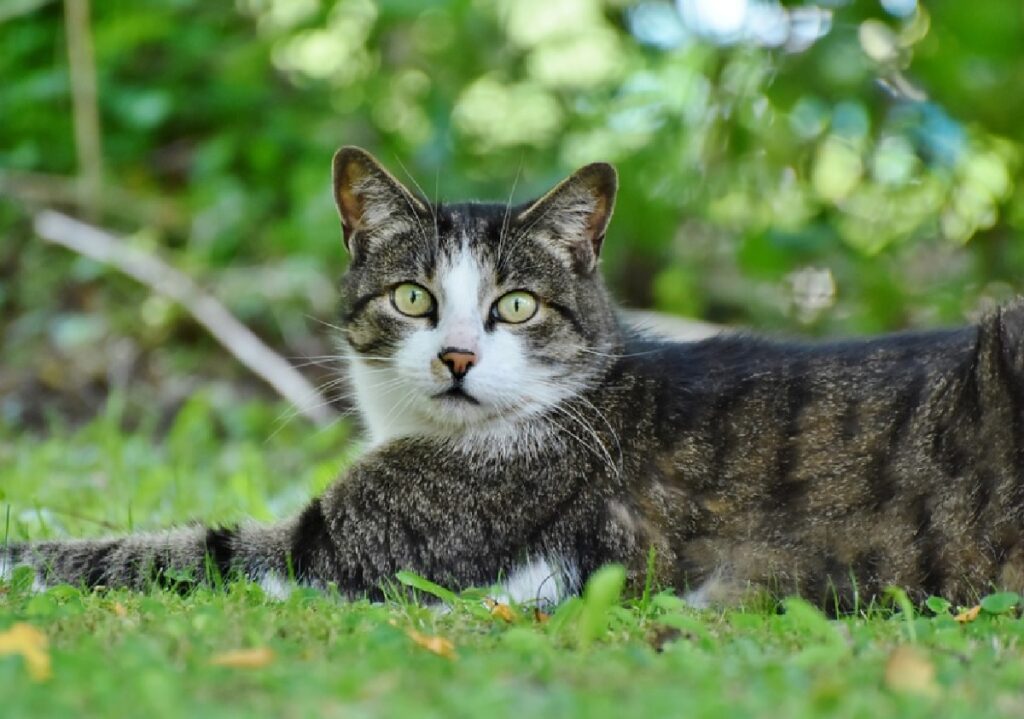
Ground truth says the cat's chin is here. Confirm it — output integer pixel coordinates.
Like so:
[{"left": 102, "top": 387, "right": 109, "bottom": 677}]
[
  {"left": 419, "top": 395, "right": 502, "bottom": 430},
  {"left": 431, "top": 386, "right": 481, "bottom": 405},
  {"left": 405, "top": 390, "right": 547, "bottom": 439},
  {"left": 417, "top": 398, "right": 563, "bottom": 448}
]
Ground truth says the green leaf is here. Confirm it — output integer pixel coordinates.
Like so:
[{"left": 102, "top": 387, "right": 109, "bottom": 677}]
[
  {"left": 577, "top": 564, "right": 626, "bottom": 647},
  {"left": 547, "top": 596, "right": 583, "bottom": 636},
  {"left": 394, "top": 570, "right": 458, "bottom": 606},
  {"left": 24, "top": 593, "right": 57, "bottom": 618},
  {"left": 656, "top": 613, "right": 713, "bottom": 646},
  {"left": 500, "top": 626, "right": 550, "bottom": 655},
  {"left": 980, "top": 592, "right": 1020, "bottom": 615},
  {"left": 884, "top": 586, "right": 917, "bottom": 643},
  {"left": 925, "top": 595, "right": 951, "bottom": 615},
  {"left": 650, "top": 591, "right": 686, "bottom": 614},
  {"left": 790, "top": 642, "right": 849, "bottom": 669},
  {"left": 44, "top": 584, "right": 82, "bottom": 601},
  {"left": 782, "top": 597, "right": 845, "bottom": 647},
  {"left": 9, "top": 565, "right": 35, "bottom": 593}
]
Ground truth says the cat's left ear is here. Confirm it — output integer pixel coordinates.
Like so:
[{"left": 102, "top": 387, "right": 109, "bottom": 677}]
[{"left": 516, "top": 162, "right": 617, "bottom": 273}]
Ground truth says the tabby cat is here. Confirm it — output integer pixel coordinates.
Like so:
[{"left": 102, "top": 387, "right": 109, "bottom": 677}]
[{"left": 5, "top": 147, "right": 1024, "bottom": 611}]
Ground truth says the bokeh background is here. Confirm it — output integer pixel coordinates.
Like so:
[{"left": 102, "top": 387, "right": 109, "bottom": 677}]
[{"left": 2, "top": 0, "right": 1023, "bottom": 430}]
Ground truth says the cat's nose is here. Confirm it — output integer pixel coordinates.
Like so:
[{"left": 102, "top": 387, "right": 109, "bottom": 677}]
[{"left": 438, "top": 348, "right": 477, "bottom": 380}]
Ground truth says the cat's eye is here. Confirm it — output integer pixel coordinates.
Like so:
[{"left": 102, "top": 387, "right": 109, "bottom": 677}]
[
  {"left": 493, "top": 291, "right": 538, "bottom": 324},
  {"left": 391, "top": 283, "right": 435, "bottom": 317}
]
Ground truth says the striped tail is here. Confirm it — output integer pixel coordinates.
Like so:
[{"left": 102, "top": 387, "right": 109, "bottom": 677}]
[{"left": 0, "top": 498, "right": 335, "bottom": 596}]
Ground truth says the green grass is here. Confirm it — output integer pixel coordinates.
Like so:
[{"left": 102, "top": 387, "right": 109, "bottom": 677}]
[{"left": 4, "top": 396, "right": 1024, "bottom": 718}]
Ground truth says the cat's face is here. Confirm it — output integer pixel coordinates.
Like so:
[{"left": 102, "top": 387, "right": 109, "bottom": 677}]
[{"left": 332, "top": 148, "right": 620, "bottom": 444}]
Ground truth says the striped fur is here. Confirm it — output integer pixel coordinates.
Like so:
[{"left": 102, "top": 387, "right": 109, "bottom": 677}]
[{"left": 8, "top": 148, "right": 1024, "bottom": 611}]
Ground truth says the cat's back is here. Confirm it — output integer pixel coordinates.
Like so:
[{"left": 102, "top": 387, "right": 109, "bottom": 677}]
[
  {"left": 619, "top": 320, "right": 978, "bottom": 401},
  {"left": 604, "top": 320, "right": 983, "bottom": 462},
  {"left": 602, "top": 305, "right": 1024, "bottom": 606}
]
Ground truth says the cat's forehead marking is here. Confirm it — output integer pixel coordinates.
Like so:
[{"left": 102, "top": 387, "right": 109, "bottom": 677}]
[
  {"left": 439, "top": 236, "right": 486, "bottom": 315},
  {"left": 438, "top": 203, "right": 502, "bottom": 245}
]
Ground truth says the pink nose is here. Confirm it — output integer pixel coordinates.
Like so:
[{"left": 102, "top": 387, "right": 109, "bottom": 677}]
[{"left": 438, "top": 348, "right": 477, "bottom": 379}]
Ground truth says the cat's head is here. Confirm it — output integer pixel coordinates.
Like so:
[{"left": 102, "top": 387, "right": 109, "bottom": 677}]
[{"left": 332, "top": 147, "right": 621, "bottom": 444}]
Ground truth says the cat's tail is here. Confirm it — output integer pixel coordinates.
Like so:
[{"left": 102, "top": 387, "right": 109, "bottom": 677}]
[{"left": 0, "top": 499, "right": 335, "bottom": 594}]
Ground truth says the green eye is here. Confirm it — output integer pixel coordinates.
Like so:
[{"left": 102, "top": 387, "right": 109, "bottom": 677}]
[
  {"left": 494, "top": 291, "right": 538, "bottom": 324},
  {"left": 391, "top": 283, "right": 435, "bottom": 317}
]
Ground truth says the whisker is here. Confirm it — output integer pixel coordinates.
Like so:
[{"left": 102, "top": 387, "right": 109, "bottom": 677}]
[
  {"left": 496, "top": 159, "right": 524, "bottom": 268},
  {"left": 565, "top": 344, "right": 666, "bottom": 360},
  {"left": 377, "top": 385, "right": 421, "bottom": 434},
  {"left": 546, "top": 400, "right": 619, "bottom": 478},
  {"left": 306, "top": 315, "right": 348, "bottom": 334},
  {"left": 498, "top": 188, "right": 565, "bottom": 271}
]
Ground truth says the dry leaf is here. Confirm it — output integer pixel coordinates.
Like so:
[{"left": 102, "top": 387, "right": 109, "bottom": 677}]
[
  {"left": 0, "top": 622, "right": 52, "bottom": 681},
  {"left": 884, "top": 646, "right": 938, "bottom": 696},
  {"left": 533, "top": 608, "right": 550, "bottom": 624},
  {"left": 955, "top": 605, "right": 981, "bottom": 623},
  {"left": 484, "top": 598, "right": 517, "bottom": 623},
  {"left": 209, "top": 647, "right": 275, "bottom": 668},
  {"left": 406, "top": 629, "right": 456, "bottom": 659},
  {"left": 112, "top": 602, "right": 127, "bottom": 618}
]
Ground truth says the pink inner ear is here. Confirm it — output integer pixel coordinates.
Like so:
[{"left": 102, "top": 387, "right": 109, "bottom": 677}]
[
  {"left": 336, "top": 183, "right": 365, "bottom": 237},
  {"left": 587, "top": 194, "right": 611, "bottom": 246},
  {"left": 333, "top": 149, "right": 431, "bottom": 250},
  {"left": 334, "top": 157, "right": 372, "bottom": 239}
]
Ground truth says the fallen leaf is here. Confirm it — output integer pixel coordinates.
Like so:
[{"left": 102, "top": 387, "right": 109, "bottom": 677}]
[
  {"left": 955, "top": 605, "right": 981, "bottom": 623},
  {"left": 0, "top": 622, "right": 51, "bottom": 681},
  {"left": 209, "top": 647, "right": 275, "bottom": 668},
  {"left": 884, "top": 646, "right": 938, "bottom": 696},
  {"left": 406, "top": 629, "right": 456, "bottom": 659},
  {"left": 484, "top": 598, "right": 517, "bottom": 623},
  {"left": 533, "top": 608, "right": 550, "bottom": 624}
]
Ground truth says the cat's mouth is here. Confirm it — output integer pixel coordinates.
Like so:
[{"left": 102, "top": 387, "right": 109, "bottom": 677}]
[{"left": 433, "top": 386, "right": 481, "bottom": 405}]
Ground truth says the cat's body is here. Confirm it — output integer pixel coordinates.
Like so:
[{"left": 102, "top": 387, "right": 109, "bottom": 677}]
[{"left": 5, "top": 148, "right": 1024, "bottom": 609}]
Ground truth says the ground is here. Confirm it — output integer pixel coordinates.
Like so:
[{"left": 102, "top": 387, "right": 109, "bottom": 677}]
[{"left": 3, "top": 395, "right": 1024, "bottom": 718}]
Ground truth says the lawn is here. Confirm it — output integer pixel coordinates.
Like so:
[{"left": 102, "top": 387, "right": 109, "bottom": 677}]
[{"left": 3, "top": 396, "right": 1024, "bottom": 719}]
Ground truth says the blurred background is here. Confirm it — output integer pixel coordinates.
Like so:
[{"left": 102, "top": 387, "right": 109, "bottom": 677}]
[{"left": 2, "top": 0, "right": 1024, "bottom": 432}]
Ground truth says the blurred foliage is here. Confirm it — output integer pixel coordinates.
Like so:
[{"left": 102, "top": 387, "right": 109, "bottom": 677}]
[{"left": 1, "top": 0, "right": 1023, "bottom": 424}]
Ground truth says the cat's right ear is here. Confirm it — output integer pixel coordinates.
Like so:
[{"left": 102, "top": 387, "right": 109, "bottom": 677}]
[
  {"left": 332, "top": 147, "right": 429, "bottom": 256},
  {"left": 516, "top": 162, "right": 617, "bottom": 274}
]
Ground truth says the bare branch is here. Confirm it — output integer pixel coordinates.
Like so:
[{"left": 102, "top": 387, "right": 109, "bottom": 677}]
[
  {"left": 34, "top": 210, "right": 339, "bottom": 426},
  {"left": 63, "top": 0, "right": 103, "bottom": 218}
]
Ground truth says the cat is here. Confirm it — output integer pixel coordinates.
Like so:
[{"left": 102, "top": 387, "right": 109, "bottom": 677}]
[{"left": 4, "top": 146, "right": 1024, "bottom": 612}]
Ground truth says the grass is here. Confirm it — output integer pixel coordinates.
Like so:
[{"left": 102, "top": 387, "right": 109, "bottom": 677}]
[{"left": 4, "top": 395, "right": 1024, "bottom": 718}]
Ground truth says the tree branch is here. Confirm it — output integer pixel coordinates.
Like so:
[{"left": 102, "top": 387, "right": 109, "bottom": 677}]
[
  {"left": 34, "top": 210, "right": 339, "bottom": 426},
  {"left": 63, "top": 0, "right": 103, "bottom": 219}
]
